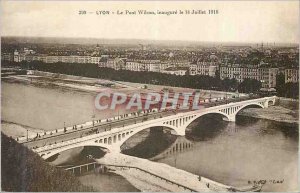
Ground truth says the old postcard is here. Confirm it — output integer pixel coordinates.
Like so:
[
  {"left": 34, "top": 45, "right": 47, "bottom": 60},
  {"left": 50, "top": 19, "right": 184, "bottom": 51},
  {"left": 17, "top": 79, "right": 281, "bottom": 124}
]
[{"left": 1, "top": 0, "right": 299, "bottom": 192}]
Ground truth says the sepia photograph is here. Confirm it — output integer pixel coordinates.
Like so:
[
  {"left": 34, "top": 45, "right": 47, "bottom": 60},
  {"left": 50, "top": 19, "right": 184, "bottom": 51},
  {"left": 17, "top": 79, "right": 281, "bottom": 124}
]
[{"left": 1, "top": 0, "right": 299, "bottom": 192}]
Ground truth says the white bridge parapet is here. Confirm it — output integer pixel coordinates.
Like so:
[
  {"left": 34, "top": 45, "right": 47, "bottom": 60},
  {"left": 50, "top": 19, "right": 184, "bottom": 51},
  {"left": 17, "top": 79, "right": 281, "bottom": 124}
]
[{"left": 33, "top": 96, "right": 276, "bottom": 159}]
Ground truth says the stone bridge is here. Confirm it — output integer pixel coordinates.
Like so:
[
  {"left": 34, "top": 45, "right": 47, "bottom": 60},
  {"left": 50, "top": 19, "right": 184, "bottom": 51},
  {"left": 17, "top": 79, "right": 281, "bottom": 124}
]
[{"left": 33, "top": 96, "right": 276, "bottom": 159}]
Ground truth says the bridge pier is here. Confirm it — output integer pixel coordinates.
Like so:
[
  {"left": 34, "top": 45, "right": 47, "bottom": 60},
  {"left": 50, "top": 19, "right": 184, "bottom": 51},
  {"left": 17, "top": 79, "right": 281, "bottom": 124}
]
[
  {"left": 109, "top": 145, "right": 121, "bottom": 153},
  {"left": 264, "top": 100, "right": 269, "bottom": 108},
  {"left": 175, "top": 127, "right": 186, "bottom": 136},
  {"left": 227, "top": 115, "right": 236, "bottom": 122}
]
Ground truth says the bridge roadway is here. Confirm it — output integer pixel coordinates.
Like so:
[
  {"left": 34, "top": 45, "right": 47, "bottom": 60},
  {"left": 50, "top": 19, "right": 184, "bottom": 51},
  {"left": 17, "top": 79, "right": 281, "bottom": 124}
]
[
  {"left": 22, "top": 110, "right": 178, "bottom": 149},
  {"left": 21, "top": 95, "right": 256, "bottom": 149}
]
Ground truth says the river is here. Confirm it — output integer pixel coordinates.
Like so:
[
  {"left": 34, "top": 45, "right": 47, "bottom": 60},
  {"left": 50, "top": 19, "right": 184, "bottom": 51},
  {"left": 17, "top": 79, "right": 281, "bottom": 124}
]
[
  {"left": 156, "top": 115, "right": 298, "bottom": 192},
  {"left": 1, "top": 78, "right": 298, "bottom": 192},
  {"left": 1, "top": 80, "right": 130, "bottom": 131}
]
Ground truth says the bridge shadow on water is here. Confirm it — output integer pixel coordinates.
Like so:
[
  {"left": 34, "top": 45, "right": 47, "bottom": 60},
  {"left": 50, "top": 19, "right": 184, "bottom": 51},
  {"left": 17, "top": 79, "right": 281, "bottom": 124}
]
[
  {"left": 46, "top": 146, "right": 107, "bottom": 167},
  {"left": 186, "top": 113, "right": 229, "bottom": 141},
  {"left": 149, "top": 136, "right": 194, "bottom": 161},
  {"left": 121, "top": 127, "right": 178, "bottom": 159}
]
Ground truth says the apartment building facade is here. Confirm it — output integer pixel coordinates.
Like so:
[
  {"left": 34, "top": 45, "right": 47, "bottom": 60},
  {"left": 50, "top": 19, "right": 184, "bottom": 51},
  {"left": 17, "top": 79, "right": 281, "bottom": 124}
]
[
  {"left": 220, "top": 63, "right": 279, "bottom": 88},
  {"left": 285, "top": 68, "right": 299, "bottom": 83},
  {"left": 189, "top": 61, "right": 218, "bottom": 77}
]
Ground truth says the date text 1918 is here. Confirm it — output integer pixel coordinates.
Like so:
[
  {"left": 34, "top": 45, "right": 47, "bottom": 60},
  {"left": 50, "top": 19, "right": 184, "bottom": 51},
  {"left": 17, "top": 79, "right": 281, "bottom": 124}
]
[{"left": 208, "top": 10, "right": 218, "bottom": 14}]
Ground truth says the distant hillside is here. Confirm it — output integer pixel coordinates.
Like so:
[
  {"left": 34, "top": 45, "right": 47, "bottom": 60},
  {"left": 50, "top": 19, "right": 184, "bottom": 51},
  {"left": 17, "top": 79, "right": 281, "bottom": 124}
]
[{"left": 1, "top": 133, "right": 94, "bottom": 192}]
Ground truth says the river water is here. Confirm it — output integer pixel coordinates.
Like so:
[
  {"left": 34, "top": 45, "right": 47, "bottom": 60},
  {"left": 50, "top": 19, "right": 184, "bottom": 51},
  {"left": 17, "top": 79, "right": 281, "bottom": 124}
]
[
  {"left": 1, "top": 80, "right": 130, "bottom": 131},
  {"left": 156, "top": 116, "right": 298, "bottom": 192},
  {"left": 1, "top": 79, "right": 298, "bottom": 192}
]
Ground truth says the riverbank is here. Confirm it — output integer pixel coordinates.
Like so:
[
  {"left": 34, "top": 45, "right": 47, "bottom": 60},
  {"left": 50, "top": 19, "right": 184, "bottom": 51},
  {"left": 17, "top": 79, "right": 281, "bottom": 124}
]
[
  {"left": 238, "top": 105, "right": 299, "bottom": 126},
  {"left": 3, "top": 70, "right": 241, "bottom": 98},
  {"left": 1, "top": 121, "right": 44, "bottom": 138},
  {"left": 97, "top": 153, "right": 232, "bottom": 192}
]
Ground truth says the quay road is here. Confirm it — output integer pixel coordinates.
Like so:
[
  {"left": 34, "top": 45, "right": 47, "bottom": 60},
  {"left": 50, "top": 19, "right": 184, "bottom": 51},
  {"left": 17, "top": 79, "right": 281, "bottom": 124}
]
[
  {"left": 94, "top": 153, "right": 262, "bottom": 192},
  {"left": 21, "top": 95, "right": 259, "bottom": 150}
]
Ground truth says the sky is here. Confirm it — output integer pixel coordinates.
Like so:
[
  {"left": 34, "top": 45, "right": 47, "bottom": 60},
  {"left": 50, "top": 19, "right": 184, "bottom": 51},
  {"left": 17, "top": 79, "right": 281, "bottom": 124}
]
[{"left": 1, "top": 1, "right": 299, "bottom": 44}]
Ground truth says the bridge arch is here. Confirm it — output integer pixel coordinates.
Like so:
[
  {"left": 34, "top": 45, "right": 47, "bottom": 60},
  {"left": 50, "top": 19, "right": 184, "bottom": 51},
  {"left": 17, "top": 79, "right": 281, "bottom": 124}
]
[
  {"left": 39, "top": 123, "right": 181, "bottom": 159},
  {"left": 234, "top": 102, "right": 264, "bottom": 115},
  {"left": 182, "top": 102, "right": 265, "bottom": 133},
  {"left": 183, "top": 111, "right": 231, "bottom": 131},
  {"left": 40, "top": 142, "right": 111, "bottom": 160},
  {"left": 117, "top": 123, "right": 181, "bottom": 149}
]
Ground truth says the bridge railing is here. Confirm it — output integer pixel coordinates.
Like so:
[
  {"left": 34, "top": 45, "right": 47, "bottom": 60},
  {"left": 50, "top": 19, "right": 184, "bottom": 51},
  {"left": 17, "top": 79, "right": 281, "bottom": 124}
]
[
  {"left": 18, "top": 108, "right": 160, "bottom": 142},
  {"left": 64, "top": 162, "right": 99, "bottom": 174}
]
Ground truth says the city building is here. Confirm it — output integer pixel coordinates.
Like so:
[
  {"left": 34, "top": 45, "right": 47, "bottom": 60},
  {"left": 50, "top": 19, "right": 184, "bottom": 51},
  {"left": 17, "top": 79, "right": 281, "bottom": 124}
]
[
  {"left": 125, "top": 60, "right": 142, "bottom": 71},
  {"left": 260, "top": 67, "right": 278, "bottom": 88},
  {"left": 160, "top": 61, "right": 173, "bottom": 71},
  {"left": 98, "top": 57, "right": 108, "bottom": 67},
  {"left": 113, "top": 58, "right": 127, "bottom": 70},
  {"left": 220, "top": 63, "right": 279, "bottom": 88},
  {"left": 13, "top": 49, "right": 104, "bottom": 65},
  {"left": 189, "top": 61, "right": 218, "bottom": 77},
  {"left": 285, "top": 68, "right": 299, "bottom": 83},
  {"left": 106, "top": 58, "right": 116, "bottom": 68},
  {"left": 1, "top": 53, "right": 13, "bottom": 61},
  {"left": 139, "top": 60, "right": 161, "bottom": 72},
  {"left": 108, "top": 59, "right": 162, "bottom": 72},
  {"left": 168, "top": 59, "right": 191, "bottom": 68}
]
